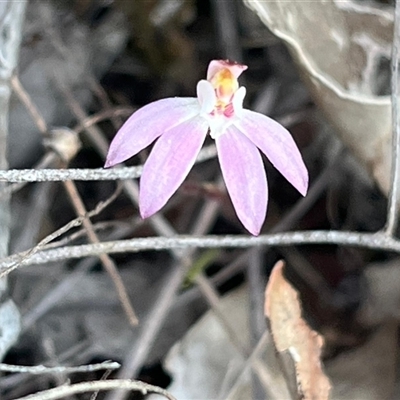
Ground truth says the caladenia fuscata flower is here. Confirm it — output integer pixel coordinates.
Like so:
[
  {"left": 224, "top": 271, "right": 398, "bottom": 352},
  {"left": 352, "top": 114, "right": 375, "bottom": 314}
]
[{"left": 105, "top": 60, "right": 308, "bottom": 235}]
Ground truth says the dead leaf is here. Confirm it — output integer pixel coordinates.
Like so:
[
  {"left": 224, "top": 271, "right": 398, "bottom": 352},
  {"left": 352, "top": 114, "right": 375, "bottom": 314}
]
[
  {"left": 265, "top": 260, "right": 331, "bottom": 400},
  {"left": 244, "top": 0, "right": 393, "bottom": 194}
]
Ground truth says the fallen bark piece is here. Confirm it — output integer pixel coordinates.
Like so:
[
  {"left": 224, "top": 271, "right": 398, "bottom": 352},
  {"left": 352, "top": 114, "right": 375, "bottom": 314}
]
[{"left": 265, "top": 260, "right": 331, "bottom": 400}]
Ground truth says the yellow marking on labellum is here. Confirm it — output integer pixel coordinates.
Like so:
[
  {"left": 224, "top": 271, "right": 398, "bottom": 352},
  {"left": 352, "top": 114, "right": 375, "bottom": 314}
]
[{"left": 210, "top": 68, "right": 239, "bottom": 103}]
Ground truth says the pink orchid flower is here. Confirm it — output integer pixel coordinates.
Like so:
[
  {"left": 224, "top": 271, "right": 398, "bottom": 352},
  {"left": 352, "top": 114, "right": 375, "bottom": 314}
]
[{"left": 105, "top": 60, "right": 308, "bottom": 235}]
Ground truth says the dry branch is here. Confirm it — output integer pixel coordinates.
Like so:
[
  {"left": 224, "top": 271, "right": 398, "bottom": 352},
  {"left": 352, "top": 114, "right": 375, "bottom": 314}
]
[
  {"left": 0, "top": 361, "right": 120, "bottom": 374},
  {"left": 2, "top": 230, "right": 400, "bottom": 274},
  {"left": 14, "top": 379, "right": 176, "bottom": 400},
  {"left": 0, "top": 145, "right": 217, "bottom": 182}
]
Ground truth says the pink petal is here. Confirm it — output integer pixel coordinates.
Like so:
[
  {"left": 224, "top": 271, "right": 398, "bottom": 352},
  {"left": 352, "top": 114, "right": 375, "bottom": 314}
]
[
  {"left": 216, "top": 126, "right": 268, "bottom": 236},
  {"left": 139, "top": 116, "right": 208, "bottom": 218},
  {"left": 105, "top": 98, "right": 200, "bottom": 167},
  {"left": 235, "top": 110, "right": 308, "bottom": 196},
  {"left": 207, "top": 60, "right": 248, "bottom": 81}
]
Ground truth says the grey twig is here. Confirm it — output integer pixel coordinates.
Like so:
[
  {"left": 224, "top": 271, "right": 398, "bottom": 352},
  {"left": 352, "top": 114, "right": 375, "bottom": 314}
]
[
  {"left": 0, "top": 186, "right": 121, "bottom": 279},
  {"left": 2, "top": 230, "right": 400, "bottom": 271},
  {"left": 0, "top": 165, "right": 142, "bottom": 182},
  {"left": 42, "top": 219, "right": 138, "bottom": 250},
  {"left": 386, "top": 0, "right": 400, "bottom": 235},
  {"left": 0, "top": 145, "right": 217, "bottom": 183},
  {"left": 73, "top": 106, "right": 134, "bottom": 133},
  {"left": 10, "top": 74, "right": 48, "bottom": 135},
  {"left": 63, "top": 179, "right": 138, "bottom": 326},
  {"left": 0, "top": 361, "right": 120, "bottom": 374},
  {"left": 21, "top": 220, "right": 135, "bottom": 332},
  {"left": 0, "top": 152, "right": 58, "bottom": 198},
  {"left": 14, "top": 379, "right": 176, "bottom": 400},
  {"left": 223, "top": 332, "right": 289, "bottom": 400}
]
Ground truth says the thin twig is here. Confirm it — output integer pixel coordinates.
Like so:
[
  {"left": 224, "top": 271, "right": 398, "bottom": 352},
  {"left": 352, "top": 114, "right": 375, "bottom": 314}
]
[
  {"left": 0, "top": 339, "right": 91, "bottom": 391},
  {"left": 0, "top": 145, "right": 217, "bottom": 182},
  {"left": 43, "top": 219, "right": 136, "bottom": 250},
  {"left": 0, "top": 166, "right": 143, "bottom": 182},
  {"left": 386, "top": 0, "right": 400, "bottom": 235},
  {"left": 86, "top": 76, "right": 126, "bottom": 129},
  {"left": 20, "top": 213, "right": 134, "bottom": 333},
  {"left": 73, "top": 106, "right": 134, "bottom": 134},
  {"left": 55, "top": 77, "right": 112, "bottom": 155},
  {"left": 10, "top": 73, "right": 48, "bottom": 135},
  {"left": 90, "top": 369, "right": 113, "bottom": 400},
  {"left": 14, "top": 379, "right": 177, "bottom": 400},
  {"left": 2, "top": 230, "right": 400, "bottom": 271},
  {"left": 0, "top": 361, "right": 120, "bottom": 374},
  {"left": 63, "top": 179, "right": 138, "bottom": 326},
  {"left": 0, "top": 185, "right": 122, "bottom": 278},
  {"left": 223, "top": 332, "right": 289, "bottom": 400},
  {"left": 0, "top": 152, "right": 58, "bottom": 198}
]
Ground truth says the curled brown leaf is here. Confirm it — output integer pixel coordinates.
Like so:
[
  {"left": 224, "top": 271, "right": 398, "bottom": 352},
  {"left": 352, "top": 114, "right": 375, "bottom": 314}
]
[{"left": 265, "top": 260, "right": 331, "bottom": 400}]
